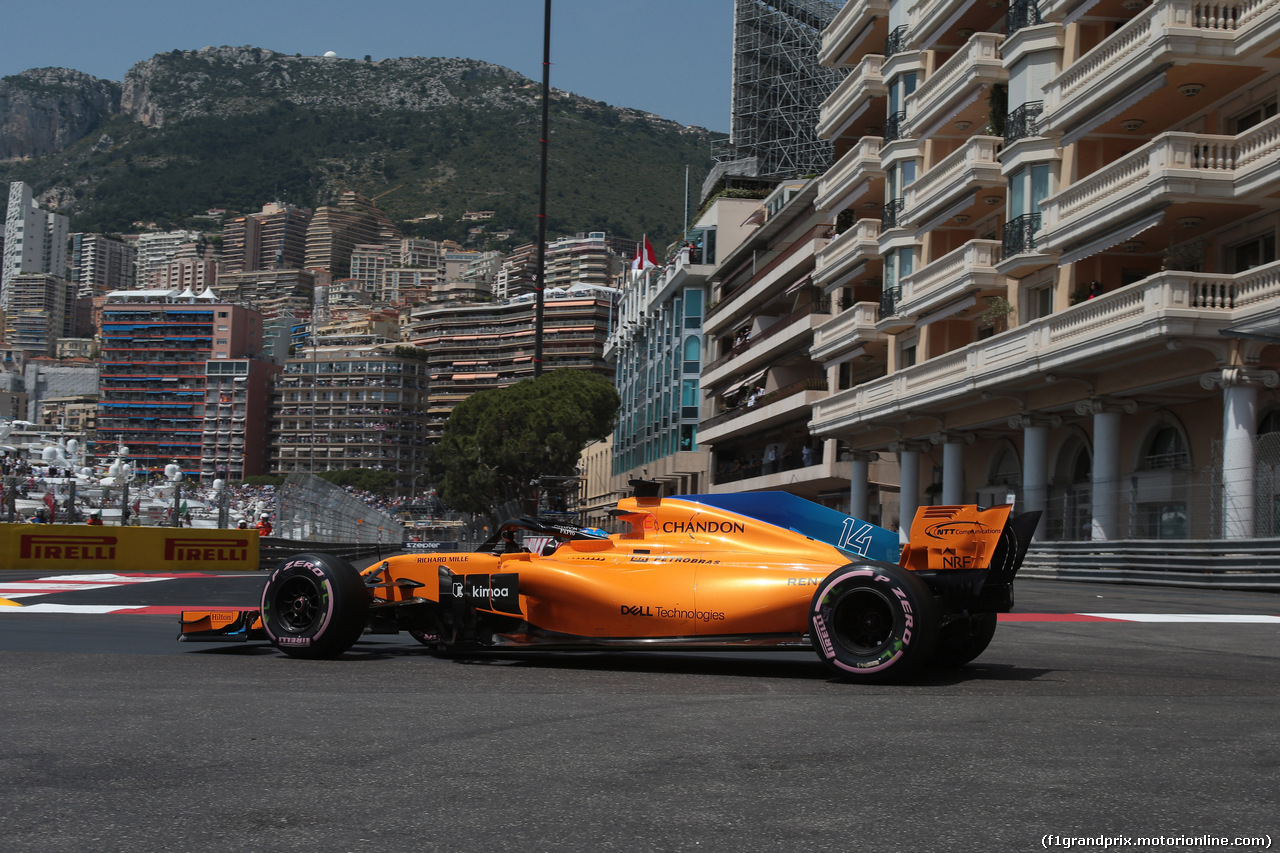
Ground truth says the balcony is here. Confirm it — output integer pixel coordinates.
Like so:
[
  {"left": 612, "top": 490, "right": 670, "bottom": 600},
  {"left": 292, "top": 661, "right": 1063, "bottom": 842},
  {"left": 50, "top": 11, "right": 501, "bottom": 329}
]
[
  {"left": 882, "top": 197, "right": 905, "bottom": 229},
  {"left": 902, "top": 136, "right": 1006, "bottom": 230},
  {"left": 904, "top": 33, "right": 1006, "bottom": 140},
  {"left": 1004, "top": 101, "right": 1044, "bottom": 146},
  {"left": 813, "top": 261, "right": 1280, "bottom": 437},
  {"left": 907, "top": 0, "right": 1004, "bottom": 51},
  {"left": 703, "top": 303, "right": 832, "bottom": 387},
  {"left": 812, "top": 302, "right": 888, "bottom": 363},
  {"left": 885, "top": 24, "right": 910, "bottom": 58},
  {"left": 700, "top": 378, "right": 829, "bottom": 445},
  {"left": 1039, "top": 118, "right": 1280, "bottom": 256},
  {"left": 1040, "top": 0, "right": 1280, "bottom": 141},
  {"left": 1006, "top": 0, "right": 1043, "bottom": 36},
  {"left": 895, "top": 239, "right": 1003, "bottom": 321},
  {"left": 884, "top": 110, "right": 909, "bottom": 143},
  {"left": 819, "top": 0, "right": 890, "bottom": 68},
  {"left": 816, "top": 137, "right": 884, "bottom": 213},
  {"left": 876, "top": 286, "right": 915, "bottom": 333},
  {"left": 814, "top": 218, "right": 881, "bottom": 291},
  {"left": 998, "top": 212, "right": 1057, "bottom": 277},
  {"left": 704, "top": 234, "right": 830, "bottom": 336},
  {"left": 818, "top": 55, "right": 886, "bottom": 142}
]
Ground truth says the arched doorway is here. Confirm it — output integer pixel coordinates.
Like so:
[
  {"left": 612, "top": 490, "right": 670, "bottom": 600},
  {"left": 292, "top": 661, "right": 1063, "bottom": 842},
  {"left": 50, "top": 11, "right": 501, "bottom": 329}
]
[{"left": 1050, "top": 436, "right": 1091, "bottom": 540}]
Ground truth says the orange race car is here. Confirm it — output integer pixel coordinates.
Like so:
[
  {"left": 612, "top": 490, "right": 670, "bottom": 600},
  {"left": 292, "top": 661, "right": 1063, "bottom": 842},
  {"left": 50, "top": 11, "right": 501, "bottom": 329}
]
[{"left": 180, "top": 481, "right": 1040, "bottom": 682}]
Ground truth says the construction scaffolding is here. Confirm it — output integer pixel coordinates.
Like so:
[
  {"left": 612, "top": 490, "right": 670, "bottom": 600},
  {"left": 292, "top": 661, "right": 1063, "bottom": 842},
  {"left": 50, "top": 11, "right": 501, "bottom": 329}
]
[{"left": 722, "top": 0, "right": 845, "bottom": 180}]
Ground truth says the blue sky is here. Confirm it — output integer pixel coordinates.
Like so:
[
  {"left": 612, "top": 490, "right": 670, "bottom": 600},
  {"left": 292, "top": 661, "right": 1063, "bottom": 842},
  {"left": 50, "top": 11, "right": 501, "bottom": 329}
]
[{"left": 3, "top": 0, "right": 734, "bottom": 131}]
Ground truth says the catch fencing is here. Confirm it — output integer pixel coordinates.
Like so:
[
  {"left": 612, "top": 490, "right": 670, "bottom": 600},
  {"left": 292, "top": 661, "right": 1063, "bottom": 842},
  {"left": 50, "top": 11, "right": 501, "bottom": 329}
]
[
  {"left": 1032, "top": 434, "right": 1280, "bottom": 541},
  {"left": 275, "top": 472, "right": 405, "bottom": 545}
]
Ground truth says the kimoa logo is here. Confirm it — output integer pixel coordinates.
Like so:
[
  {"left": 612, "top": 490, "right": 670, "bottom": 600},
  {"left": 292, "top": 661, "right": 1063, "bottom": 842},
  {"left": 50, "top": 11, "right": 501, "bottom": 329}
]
[{"left": 20, "top": 534, "right": 117, "bottom": 560}]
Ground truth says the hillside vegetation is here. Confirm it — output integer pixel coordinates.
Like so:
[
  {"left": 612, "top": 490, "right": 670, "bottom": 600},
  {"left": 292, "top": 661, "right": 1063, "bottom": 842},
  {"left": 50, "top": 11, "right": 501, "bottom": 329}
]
[{"left": 0, "top": 47, "right": 716, "bottom": 248}]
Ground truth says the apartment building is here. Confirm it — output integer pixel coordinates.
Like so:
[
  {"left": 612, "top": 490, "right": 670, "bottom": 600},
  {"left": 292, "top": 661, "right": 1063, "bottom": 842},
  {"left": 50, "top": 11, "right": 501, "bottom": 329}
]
[
  {"left": 4, "top": 273, "right": 77, "bottom": 357},
  {"left": 213, "top": 268, "right": 316, "bottom": 318},
  {"left": 70, "top": 233, "right": 135, "bottom": 298},
  {"left": 405, "top": 286, "right": 618, "bottom": 441},
  {"left": 222, "top": 203, "right": 312, "bottom": 273},
  {"left": 604, "top": 198, "right": 759, "bottom": 503},
  {"left": 133, "top": 230, "right": 205, "bottom": 288},
  {"left": 493, "top": 234, "right": 623, "bottom": 301},
  {"left": 97, "top": 291, "right": 275, "bottom": 479},
  {"left": 304, "top": 191, "right": 401, "bottom": 278},
  {"left": 2, "top": 182, "right": 68, "bottom": 309},
  {"left": 270, "top": 344, "right": 431, "bottom": 490},
  {"left": 806, "top": 0, "right": 1280, "bottom": 539}
]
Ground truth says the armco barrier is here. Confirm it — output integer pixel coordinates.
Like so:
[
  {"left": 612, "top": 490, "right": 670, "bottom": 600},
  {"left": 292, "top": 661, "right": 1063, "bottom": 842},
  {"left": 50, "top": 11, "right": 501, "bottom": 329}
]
[
  {"left": 256, "top": 537, "right": 400, "bottom": 570},
  {"left": 0, "top": 524, "right": 260, "bottom": 572},
  {"left": 1020, "top": 540, "right": 1280, "bottom": 591}
]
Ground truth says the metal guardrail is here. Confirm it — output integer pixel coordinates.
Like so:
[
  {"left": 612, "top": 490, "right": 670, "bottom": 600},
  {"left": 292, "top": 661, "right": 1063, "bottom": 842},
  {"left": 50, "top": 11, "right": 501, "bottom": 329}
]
[
  {"left": 1020, "top": 540, "right": 1280, "bottom": 591},
  {"left": 257, "top": 537, "right": 401, "bottom": 570}
]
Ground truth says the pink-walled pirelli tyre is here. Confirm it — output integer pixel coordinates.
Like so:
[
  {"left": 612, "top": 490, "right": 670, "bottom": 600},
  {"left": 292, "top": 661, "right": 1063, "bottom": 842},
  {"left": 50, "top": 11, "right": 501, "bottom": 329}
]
[
  {"left": 930, "top": 612, "right": 998, "bottom": 669},
  {"left": 809, "top": 563, "right": 939, "bottom": 682},
  {"left": 260, "top": 553, "right": 369, "bottom": 660}
]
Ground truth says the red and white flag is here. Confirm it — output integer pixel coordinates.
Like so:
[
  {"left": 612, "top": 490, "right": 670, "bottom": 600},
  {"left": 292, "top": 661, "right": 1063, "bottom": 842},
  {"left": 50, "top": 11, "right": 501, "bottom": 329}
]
[
  {"left": 43, "top": 491, "right": 56, "bottom": 516},
  {"left": 631, "top": 235, "right": 657, "bottom": 271}
]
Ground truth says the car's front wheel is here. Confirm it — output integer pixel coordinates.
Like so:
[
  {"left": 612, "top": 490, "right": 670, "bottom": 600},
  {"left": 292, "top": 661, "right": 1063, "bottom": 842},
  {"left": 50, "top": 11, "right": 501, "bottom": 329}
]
[
  {"left": 809, "top": 563, "right": 938, "bottom": 682},
  {"left": 260, "top": 553, "right": 368, "bottom": 659}
]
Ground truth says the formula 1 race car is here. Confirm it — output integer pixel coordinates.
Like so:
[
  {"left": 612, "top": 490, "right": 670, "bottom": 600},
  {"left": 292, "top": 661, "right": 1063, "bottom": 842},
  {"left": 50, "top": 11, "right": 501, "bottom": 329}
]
[{"left": 180, "top": 482, "right": 1039, "bottom": 682}]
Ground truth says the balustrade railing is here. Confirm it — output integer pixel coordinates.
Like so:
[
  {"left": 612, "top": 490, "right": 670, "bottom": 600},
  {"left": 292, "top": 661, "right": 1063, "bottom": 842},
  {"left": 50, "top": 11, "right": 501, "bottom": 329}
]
[
  {"left": 1006, "top": 0, "right": 1043, "bottom": 35},
  {"left": 884, "top": 110, "right": 909, "bottom": 142},
  {"left": 885, "top": 24, "right": 909, "bottom": 57},
  {"left": 1003, "top": 212, "right": 1042, "bottom": 256},
  {"left": 882, "top": 197, "right": 906, "bottom": 229},
  {"left": 1005, "top": 101, "right": 1043, "bottom": 145}
]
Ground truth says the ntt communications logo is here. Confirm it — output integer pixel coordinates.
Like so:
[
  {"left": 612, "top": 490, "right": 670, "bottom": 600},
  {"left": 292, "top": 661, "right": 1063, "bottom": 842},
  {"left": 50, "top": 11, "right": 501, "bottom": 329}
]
[{"left": 924, "top": 521, "right": 1002, "bottom": 539}]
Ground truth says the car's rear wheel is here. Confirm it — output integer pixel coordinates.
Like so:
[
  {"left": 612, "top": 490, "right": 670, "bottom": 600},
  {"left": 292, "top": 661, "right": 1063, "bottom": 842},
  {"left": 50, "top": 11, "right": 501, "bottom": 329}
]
[
  {"left": 930, "top": 612, "right": 998, "bottom": 668},
  {"left": 809, "top": 563, "right": 938, "bottom": 682},
  {"left": 260, "top": 553, "right": 368, "bottom": 659}
]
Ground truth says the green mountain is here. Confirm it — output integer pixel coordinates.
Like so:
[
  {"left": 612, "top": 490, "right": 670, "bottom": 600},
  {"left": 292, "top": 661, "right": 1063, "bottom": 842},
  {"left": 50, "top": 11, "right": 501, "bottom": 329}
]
[{"left": 0, "top": 47, "right": 717, "bottom": 248}]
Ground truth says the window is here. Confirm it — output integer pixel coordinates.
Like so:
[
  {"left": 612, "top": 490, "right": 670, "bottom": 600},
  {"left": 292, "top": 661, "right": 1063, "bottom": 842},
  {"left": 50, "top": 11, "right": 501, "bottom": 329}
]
[
  {"left": 684, "top": 288, "right": 703, "bottom": 328},
  {"left": 901, "top": 342, "right": 917, "bottom": 368},
  {"left": 1227, "top": 233, "right": 1276, "bottom": 274},
  {"left": 1229, "top": 100, "right": 1277, "bottom": 134},
  {"left": 1009, "top": 163, "right": 1051, "bottom": 219},
  {"left": 1030, "top": 284, "right": 1053, "bottom": 320},
  {"left": 989, "top": 446, "right": 1021, "bottom": 486},
  {"left": 681, "top": 379, "right": 699, "bottom": 419},
  {"left": 1143, "top": 426, "right": 1189, "bottom": 470},
  {"left": 682, "top": 336, "right": 700, "bottom": 373}
]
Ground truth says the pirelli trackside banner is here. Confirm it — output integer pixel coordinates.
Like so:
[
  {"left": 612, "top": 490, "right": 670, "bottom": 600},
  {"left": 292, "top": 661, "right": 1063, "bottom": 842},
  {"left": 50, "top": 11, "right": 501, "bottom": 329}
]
[{"left": 0, "top": 524, "right": 260, "bottom": 572}]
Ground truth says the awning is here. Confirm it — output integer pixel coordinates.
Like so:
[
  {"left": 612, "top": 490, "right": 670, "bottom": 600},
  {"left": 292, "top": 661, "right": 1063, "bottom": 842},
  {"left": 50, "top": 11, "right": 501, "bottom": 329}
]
[
  {"left": 1061, "top": 71, "right": 1167, "bottom": 147},
  {"left": 723, "top": 367, "right": 769, "bottom": 396},
  {"left": 1057, "top": 209, "right": 1165, "bottom": 266},
  {"left": 919, "top": 295, "right": 977, "bottom": 327},
  {"left": 1221, "top": 307, "right": 1280, "bottom": 344},
  {"left": 784, "top": 273, "right": 814, "bottom": 296}
]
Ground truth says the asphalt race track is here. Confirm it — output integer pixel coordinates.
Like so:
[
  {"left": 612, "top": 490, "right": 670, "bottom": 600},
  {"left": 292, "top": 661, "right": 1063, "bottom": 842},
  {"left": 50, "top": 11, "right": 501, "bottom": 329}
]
[{"left": 0, "top": 561, "right": 1276, "bottom": 852}]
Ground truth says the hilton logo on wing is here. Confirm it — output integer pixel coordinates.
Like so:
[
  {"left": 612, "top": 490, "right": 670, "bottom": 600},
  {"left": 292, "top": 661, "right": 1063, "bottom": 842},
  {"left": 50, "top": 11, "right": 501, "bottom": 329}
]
[
  {"left": 20, "top": 534, "right": 118, "bottom": 561},
  {"left": 164, "top": 537, "right": 250, "bottom": 562}
]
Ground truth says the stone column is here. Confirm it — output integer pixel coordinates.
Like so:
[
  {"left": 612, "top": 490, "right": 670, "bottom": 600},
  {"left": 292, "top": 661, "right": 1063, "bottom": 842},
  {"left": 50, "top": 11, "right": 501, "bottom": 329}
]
[
  {"left": 932, "top": 432, "right": 975, "bottom": 505},
  {"left": 896, "top": 444, "right": 921, "bottom": 544},
  {"left": 1010, "top": 415, "right": 1062, "bottom": 539},
  {"left": 1202, "top": 368, "right": 1278, "bottom": 539},
  {"left": 1076, "top": 399, "right": 1135, "bottom": 541},
  {"left": 848, "top": 451, "right": 879, "bottom": 522}
]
